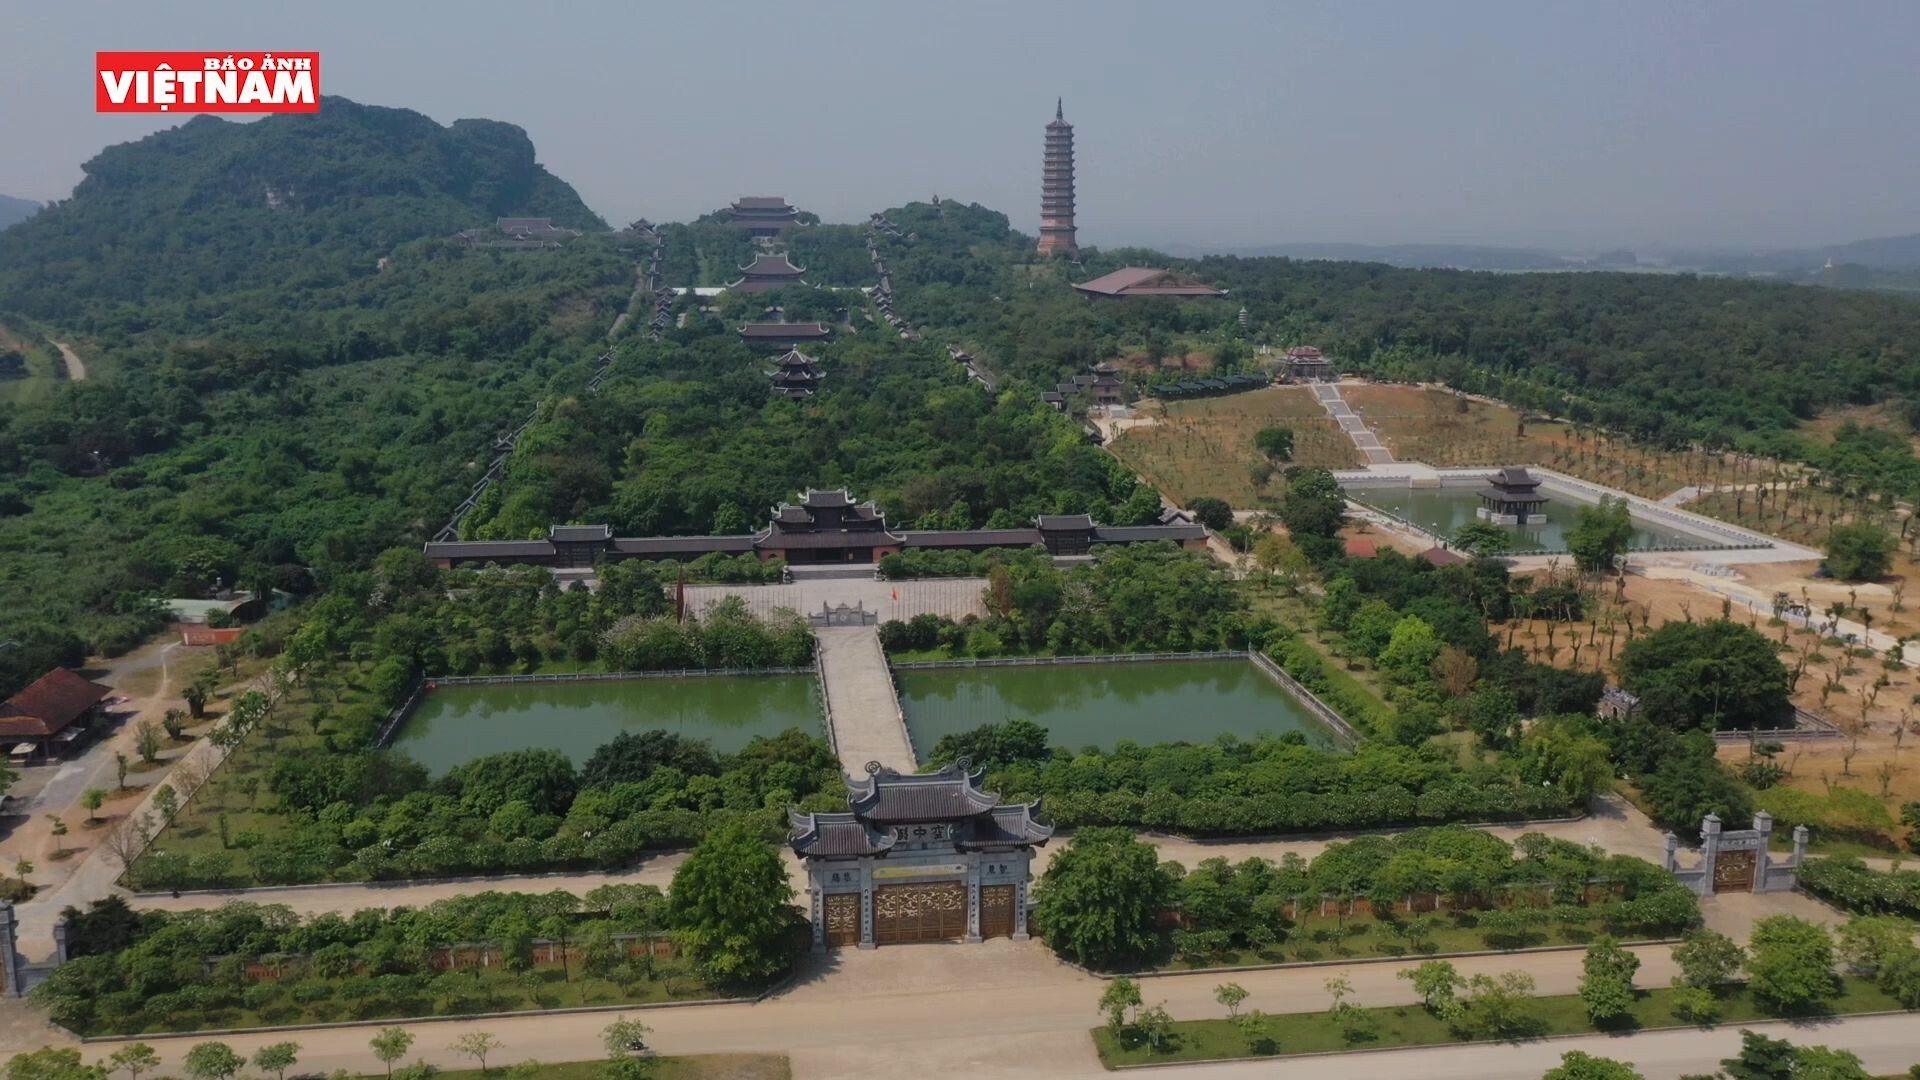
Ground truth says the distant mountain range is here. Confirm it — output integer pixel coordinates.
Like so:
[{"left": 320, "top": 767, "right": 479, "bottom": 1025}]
[
  {"left": 0, "top": 195, "right": 40, "bottom": 230},
  {"left": 1159, "top": 232, "right": 1920, "bottom": 292}
]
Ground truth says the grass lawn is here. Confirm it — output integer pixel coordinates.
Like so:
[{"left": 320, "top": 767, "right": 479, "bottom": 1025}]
[
  {"left": 357, "top": 1055, "right": 791, "bottom": 1080},
  {"left": 1093, "top": 977, "right": 1906, "bottom": 1066}
]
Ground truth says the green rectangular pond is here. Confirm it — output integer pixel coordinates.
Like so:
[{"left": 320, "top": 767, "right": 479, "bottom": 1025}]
[
  {"left": 392, "top": 675, "right": 822, "bottom": 772},
  {"left": 896, "top": 658, "right": 1341, "bottom": 755},
  {"left": 1342, "top": 483, "right": 1715, "bottom": 554}
]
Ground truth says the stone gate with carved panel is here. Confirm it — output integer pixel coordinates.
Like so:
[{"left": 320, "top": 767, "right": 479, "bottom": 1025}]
[
  {"left": 789, "top": 760, "right": 1051, "bottom": 949},
  {"left": 1664, "top": 811, "right": 1808, "bottom": 896}
]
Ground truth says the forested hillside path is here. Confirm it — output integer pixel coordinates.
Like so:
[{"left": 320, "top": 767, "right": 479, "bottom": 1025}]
[
  {"left": 47, "top": 339, "right": 84, "bottom": 380},
  {"left": 816, "top": 626, "right": 917, "bottom": 774}
]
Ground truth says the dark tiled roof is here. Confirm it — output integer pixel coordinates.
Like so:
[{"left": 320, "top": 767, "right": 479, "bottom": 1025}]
[
  {"left": 1092, "top": 524, "right": 1208, "bottom": 543},
  {"left": 799, "top": 489, "right": 854, "bottom": 508},
  {"left": 763, "top": 530, "right": 905, "bottom": 550},
  {"left": 1418, "top": 546, "right": 1467, "bottom": 566},
  {"left": 1035, "top": 514, "right": 1094, "bottom": 531},
  {"left": 549, "top": 524, "right": 612, "bottom": 543},
  {"left": 1490, "top": 467, "right": 1540, "bottom": 489},
  {"left": 423, "top": 540, "right": 557, "bottom": 560},
  {"left": 0, "top": 669, "right": 110, "bottom": 739},
  {"left": 738, "top": 253, "right": 806, "bottom": 276},
  {"left": 733, "top": 196, "right": 795, "bottom": 211},
  {"left": 846, "top": 764, "right": 1002, "bottom": 823},
  {"left": 900, "top": 530, "right": 1043, "bottom": 549},
  {"left": 788, "top": 811, "right": 893, "bottom": 857},
  {"left": 774, "top": 506, "right": 814, "bottom": 524},
  {"left": 741, "top": 322, "right": 830, "bottom": 339},
  {"left": 957, "top": 804, "right": 1054, "bottom": 848},
  {"left": 609, "top": 536, "right": 756, "bottom": 556}
]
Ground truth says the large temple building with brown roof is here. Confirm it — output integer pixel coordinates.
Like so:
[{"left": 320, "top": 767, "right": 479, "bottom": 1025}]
[
  {"left": 727, "top": 253, "right": 809, "bottom": 294},
  {"left": 790, "top": 762, "right": 1050, "bottom": 948},
  {"left": 0, "top": 668, "right": 112, "bottom": 763},
  {"left": 423, "top": 489, "right": 1208, "bottom": 569},
  {"left": 1071, "top": 267, "right": 1227, "bottom": 299},
  {"left": 727, "top": 196, "right": 803, "bottom": 238}
]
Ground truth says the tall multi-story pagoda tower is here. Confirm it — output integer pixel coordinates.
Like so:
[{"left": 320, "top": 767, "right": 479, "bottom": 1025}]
[{"left": 1036, "top": 98, "right": 1078, "bottom": 256}]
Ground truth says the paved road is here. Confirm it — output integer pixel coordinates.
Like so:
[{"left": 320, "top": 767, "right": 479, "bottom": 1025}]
[
  {"left": 816, "top": 627, "right": 916, "bottom": 773},
  {"left": 32, "top": 935, "right": 1894, "bottom": 1080}
]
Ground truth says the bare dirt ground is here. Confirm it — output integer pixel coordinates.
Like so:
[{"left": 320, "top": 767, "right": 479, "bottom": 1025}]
[{"left": 1108, "top": 386, "right": 1362, "bottom": 505}]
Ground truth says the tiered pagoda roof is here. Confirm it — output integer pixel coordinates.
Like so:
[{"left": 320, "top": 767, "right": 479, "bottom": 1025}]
[
  {"left": 1037, "top": 98, "right": 1078, "bottom": 256},
  {"left": 789, "top": 763, "right": 1053, "bottom": 858},
  {"left": 768, "top": 348, "right": 823, "bottom": 399}
]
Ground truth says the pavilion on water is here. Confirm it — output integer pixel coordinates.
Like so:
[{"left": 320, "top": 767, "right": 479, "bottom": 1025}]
[
  {"left": 1476, "top": 467, "right": 1549, "bottom": 525},
  {"left": 790, "top": 762, "right": 1051, "bottom": 948}
]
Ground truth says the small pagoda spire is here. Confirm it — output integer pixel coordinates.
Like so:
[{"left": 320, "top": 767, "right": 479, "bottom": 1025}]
[{"left": 1056, "top": 97, "right": 1063, "bottom": 121}]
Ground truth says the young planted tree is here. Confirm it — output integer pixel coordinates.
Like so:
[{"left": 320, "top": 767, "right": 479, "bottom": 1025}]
[
  {"left": 81, "top": 787, "right": 107, "bottom": 824},
  {"left": 1578, "top": 936, "right": 1640, "bottom": 1027},
  {"left": 1034, "top": 828, "right": 1177, "bottom": 969},
  {"left": 451, "top": 1032, "right": 501, "bottom": 1074},
  {"left": 1099, "top": 976, "right": 1143, "bottom": 1034},
  {"left": 1747, "top": 916, "right": 1839, "bottom": 1014},
  {"left": 1212, "top": 981, "right": 1249, "bottom": 1018},
  {"left": 1671, "top": 928, "right": 1745, "bottom": 989},
  {"left": 181, "top": 1041, "right": 243, "bottom": 1080},
  {"left": 250, "top": 1042, "right": 300, "bottom": 1080},
  {"left": 370, "top": 1028, "right": 415, "bottom": 1079},
  {"left": 108, "top": 1043, "right": 162, "bottom": 1080},
  {"left": 1542, "top": 1051, "right": 1646, "bottom": 1080}
]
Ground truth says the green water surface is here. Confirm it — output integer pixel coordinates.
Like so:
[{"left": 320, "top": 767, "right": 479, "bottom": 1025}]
[
  {"left": 1343, "top": 484, "right": 1713, "bottom": 553},
  {"left": 393, "top": 675, "right": 821, "bottom": 772},
  {"left": 896, "top": 659, "right": 1339, "bottom": 755}
]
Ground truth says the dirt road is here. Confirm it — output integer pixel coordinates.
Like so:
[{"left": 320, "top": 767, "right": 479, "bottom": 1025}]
[{"left": 46, "top": 340, "right": 84, "bottom": 381}]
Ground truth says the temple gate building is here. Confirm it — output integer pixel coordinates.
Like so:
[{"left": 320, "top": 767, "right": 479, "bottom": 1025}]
[
  {"left": 1285, "top": 345, "right": 1334, "bottom": 382},
  {"left": 1477, "top": 467, "right": 1549, "bottom": 525},
  {"left": 790, "top": 762, "right": 1051, "bottom": 948},
  {"left": 1664, "top": 812, "right": 1808, "bottom": 895},
  {"left": 1036, "top": 100, "right": 1078, "bottom": 256},
  {"left": 740, "top": 321, "right": 832, "bottom": 349}
]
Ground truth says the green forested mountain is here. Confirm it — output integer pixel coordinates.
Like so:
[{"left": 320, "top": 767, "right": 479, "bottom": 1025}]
[
  {"left": 0, "top": 97, "right": 603, "bottom": 326},
  {"left": 0, "top": 101, "right": 628, "bottom": 694}
]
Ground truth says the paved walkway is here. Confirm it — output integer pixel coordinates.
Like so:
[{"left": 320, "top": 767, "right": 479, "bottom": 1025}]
[
  {"left": 1312, "top": 381, "right": 1395, "bottom": 464},
  {"left": 816, "top": 627, "right": 916, "bottom": 774}
]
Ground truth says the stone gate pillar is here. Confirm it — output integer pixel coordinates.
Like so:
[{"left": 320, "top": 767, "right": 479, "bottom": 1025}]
[
  {"left": 0, "top": 902, "right": 18, "bottom": 997},
  {"left": 1791, "top": 824, "right": 1809, "bottom": 865},
  {"left": 965, "top": 873, "right": 982, "bottom": 944},
  {"left": 1699, "top": 813, "right": 1722, "bottom": 888},
  {"left": 1012, "top": 879, "right": 1030, "bottom": 941},
  {"left": 859, "top": 868, "right": 876, "bottom": 950},
  {"left": 808, "top": 886, "right": 825, "bottom": 953},
  {"left": 1751, "top": 811, "right": 1774, "bottom": 894}
]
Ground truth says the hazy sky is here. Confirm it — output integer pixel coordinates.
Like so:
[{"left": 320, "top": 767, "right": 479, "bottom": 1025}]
[{"left": 4, "top": 1, "right": 1918, "bottom": 251}]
